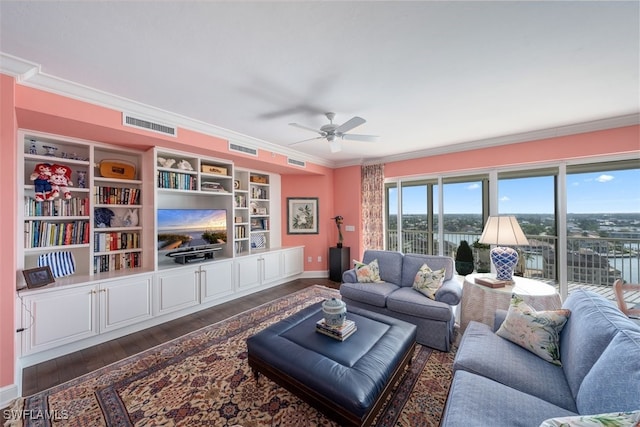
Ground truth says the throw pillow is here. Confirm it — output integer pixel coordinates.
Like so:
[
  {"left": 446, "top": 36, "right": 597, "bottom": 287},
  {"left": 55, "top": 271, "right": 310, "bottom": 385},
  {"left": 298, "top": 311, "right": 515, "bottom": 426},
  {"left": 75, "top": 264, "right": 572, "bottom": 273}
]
[
  {"left": 412, "top": 263, "right": 445, "bottom": 300},
  {"left": 496, "top": 294, "right": 570, "bottom": 366},
  {"left": 354, "top": 259, "right": 383, "bottom": 283},
  {"left": 539, "top": 411, "right": 640, "bottom": 427}
]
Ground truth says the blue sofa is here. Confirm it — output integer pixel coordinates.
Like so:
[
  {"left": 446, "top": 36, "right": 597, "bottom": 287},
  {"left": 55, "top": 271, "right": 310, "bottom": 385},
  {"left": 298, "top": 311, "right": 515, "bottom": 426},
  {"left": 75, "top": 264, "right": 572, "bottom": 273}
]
[
  {"left": 441, "top": 288, "right": 640, "bottom": 426},
  {"left": 340, "top": 250, "right": 462, "bottom": 351}
]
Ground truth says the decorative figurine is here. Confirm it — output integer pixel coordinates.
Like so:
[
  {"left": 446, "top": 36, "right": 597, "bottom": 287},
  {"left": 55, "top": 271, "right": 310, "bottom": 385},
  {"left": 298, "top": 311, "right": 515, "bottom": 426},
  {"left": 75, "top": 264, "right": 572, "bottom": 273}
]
[
  {"left": 332, "top": 215, "right": 344, "bottom": 248},
  {"left": 176, "top": 159, "right": 194, "bottom": 171},
  {"left": 76, "top": 170, "right": 87, "bottom": 188},
  {"left": 157, "top": 156, "right": 176, "bottom": 168},
  {"left": 28, "top": 140, "right": 37, "bottom": 155},
  {"left": 42, "top": 145, "right": 58, "bottom": 156}
]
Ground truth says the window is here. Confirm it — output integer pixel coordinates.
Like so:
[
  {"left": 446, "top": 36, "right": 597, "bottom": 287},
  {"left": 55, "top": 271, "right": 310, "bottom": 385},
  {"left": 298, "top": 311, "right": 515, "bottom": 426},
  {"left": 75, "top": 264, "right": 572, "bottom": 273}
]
[
  {"left": 566, "top": 160, "right": 640, "bottom": 286},
  {"left": 442, "top": 177, "right": 486, "bottom": 257},
  {"left": 498, "top": 171, "right": 557, "bottom": 279}
]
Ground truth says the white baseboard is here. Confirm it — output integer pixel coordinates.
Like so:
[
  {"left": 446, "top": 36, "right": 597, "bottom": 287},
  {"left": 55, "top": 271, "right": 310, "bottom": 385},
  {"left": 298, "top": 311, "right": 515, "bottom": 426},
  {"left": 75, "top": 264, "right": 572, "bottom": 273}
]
[
  {"left": 299, "top": 270, "right": 329, "bottom": 279},
  {"left": 0, "top": 383, "right": 20, "bottom": 409}
]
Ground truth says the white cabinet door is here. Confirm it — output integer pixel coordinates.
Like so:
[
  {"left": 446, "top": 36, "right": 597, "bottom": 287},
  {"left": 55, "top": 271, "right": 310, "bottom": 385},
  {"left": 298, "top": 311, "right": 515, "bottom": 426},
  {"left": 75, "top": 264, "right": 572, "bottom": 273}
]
[
  {"left": 283, "top": 247, "right": 304, "bottom": 277},
  {"left": 200, "top": 259, "right": 234, "bottom": 303},
  {"left": 100, "top": 274, "right": 153, "bottom": 333},
  {"left": 261, "top": 252, "right": 282, "bottom": 284},
  {"left": 155, "top": 266, "right": 200, "bottom": 315},
  {"left": 235, "top": 255, "right": 261, "bottom": 290},
  {"left": 21, "top": 285, "right": 98, "bottom": 355}
]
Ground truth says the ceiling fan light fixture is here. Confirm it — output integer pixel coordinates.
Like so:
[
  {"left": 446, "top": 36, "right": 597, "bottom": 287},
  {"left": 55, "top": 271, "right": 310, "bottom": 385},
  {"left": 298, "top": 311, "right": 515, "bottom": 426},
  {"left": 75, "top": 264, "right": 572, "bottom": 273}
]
[{"left": 329, "top": 139, "right": 342, "bottom": 153}]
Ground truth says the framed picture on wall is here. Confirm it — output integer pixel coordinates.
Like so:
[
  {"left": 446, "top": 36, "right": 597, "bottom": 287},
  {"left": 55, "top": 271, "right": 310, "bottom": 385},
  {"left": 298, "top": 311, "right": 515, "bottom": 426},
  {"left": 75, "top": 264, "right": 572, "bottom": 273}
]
[
  {"left": 22, "top": 266, "right": 55, "bottom": 289},
  {"left": 287, "top": 197, "right": 319, "bottom": 234}
]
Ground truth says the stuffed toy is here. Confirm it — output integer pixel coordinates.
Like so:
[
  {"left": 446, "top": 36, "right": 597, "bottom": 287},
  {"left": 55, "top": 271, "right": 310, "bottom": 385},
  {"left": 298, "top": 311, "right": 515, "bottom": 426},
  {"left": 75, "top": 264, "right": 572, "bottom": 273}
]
[
  {"left": 30, "top": 163, "right": 53, "bottom": 201},
  {"left": 49, "top": 164, "right": 74, "bottom": 199}
]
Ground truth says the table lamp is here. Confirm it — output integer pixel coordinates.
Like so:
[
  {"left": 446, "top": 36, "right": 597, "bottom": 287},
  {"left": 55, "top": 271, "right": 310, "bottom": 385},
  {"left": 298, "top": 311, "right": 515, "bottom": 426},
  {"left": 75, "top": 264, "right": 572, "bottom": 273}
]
[{"left": 478, "top": 215, "right": 529, "bottom": 281}]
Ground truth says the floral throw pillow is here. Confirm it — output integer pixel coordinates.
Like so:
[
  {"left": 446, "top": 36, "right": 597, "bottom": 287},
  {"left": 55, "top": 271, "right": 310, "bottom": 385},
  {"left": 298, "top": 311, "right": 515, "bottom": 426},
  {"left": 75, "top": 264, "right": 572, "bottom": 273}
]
[
  {"left": 412, "top": 263, "right": 445, "bottom": 300},
  {"left": 539, "top": 410, "right": 640, "bottom": 427},
  {"left": 354, "top": 259, "right": 383, "bottom": 283},
  {"left": 496, "top": 294, "right": 571, "bottom": 366}
]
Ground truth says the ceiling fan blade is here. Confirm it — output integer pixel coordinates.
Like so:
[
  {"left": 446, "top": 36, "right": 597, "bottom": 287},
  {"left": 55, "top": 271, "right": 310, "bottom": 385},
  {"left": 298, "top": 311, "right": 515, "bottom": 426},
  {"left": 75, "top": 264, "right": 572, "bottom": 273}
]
[
  {"left": 289, "top": 122, "right": 324, "bottom": 135},
  {"left": 335, "top": 116, "right": 366, "bottom": 134},
  {"left": 288, "top": 136, "right": 323, "bottom": 146},
  {"left": 341, "top": 134, "right": 379, "bottom": 142}
]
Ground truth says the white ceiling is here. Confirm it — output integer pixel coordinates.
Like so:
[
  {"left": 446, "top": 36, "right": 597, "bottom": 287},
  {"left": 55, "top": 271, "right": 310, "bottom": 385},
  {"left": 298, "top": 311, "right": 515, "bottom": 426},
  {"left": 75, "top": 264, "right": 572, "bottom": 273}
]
[{"left": 1, "top": 1, "right": 639, "bottom": 166}]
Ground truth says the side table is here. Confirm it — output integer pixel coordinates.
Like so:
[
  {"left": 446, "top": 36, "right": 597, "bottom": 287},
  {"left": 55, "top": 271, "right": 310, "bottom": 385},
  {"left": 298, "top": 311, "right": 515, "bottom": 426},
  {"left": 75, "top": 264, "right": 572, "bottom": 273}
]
[
  {"left": 459, "top": 273, "right": 562, "bottom": 334},
  {"left": 329, "top": 247, "right": 350, "bottom": 282}
]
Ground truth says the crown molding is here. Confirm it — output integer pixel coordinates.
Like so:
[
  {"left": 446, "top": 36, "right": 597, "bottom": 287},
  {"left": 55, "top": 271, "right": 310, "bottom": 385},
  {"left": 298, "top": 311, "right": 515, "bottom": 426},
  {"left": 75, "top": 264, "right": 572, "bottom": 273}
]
[{"left": 0, "top": 52, "right": 335, "bottom": 169}]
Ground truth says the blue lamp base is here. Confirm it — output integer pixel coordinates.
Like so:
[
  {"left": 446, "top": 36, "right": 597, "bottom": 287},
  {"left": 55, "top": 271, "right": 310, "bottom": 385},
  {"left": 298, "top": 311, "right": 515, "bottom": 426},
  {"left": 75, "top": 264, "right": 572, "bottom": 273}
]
[{"left": 490, "top": 246, "right": 519, "bottom": 281}]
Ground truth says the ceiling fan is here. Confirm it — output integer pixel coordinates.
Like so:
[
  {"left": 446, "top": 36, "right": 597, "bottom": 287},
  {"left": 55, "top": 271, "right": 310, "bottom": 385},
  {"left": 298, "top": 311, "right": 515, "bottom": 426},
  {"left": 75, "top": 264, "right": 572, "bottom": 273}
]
[{"left": 288, "top": 112, "right": 378, "bottom": 153}]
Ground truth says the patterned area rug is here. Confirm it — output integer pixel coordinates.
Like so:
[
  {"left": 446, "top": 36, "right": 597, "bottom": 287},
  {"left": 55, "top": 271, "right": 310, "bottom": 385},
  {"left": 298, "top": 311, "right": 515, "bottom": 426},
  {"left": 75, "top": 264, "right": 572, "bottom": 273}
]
[{"left": 12, "top": 285, "right": 456, "bottom": 426}]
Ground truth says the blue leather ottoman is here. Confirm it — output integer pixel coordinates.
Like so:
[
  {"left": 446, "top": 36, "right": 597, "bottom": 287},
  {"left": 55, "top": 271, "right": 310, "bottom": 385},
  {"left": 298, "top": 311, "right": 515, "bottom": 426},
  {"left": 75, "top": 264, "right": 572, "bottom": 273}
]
[{"left": 247, "top": 302, "right": 417, "bottom": 427}]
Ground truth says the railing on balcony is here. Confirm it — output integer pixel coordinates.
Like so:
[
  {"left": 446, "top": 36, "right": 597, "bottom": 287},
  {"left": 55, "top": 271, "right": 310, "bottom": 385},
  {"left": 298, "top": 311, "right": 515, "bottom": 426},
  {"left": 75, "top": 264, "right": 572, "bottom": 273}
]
[{"left": 386, "top": 230, "right": 640, "bottom": 287}]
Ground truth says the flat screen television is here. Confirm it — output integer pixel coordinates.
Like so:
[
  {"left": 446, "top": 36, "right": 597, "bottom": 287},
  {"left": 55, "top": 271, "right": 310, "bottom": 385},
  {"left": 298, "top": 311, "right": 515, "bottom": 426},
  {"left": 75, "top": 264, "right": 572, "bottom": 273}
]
[{"left": 157, "top": 208, "right": 227, "bottom": 250}]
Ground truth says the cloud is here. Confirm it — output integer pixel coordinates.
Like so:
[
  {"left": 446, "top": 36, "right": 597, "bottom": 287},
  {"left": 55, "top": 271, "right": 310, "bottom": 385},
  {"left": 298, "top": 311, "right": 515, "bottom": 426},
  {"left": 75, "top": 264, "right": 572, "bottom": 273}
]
[
  {"left": 466, "top": 183, "right": 480, "bottom": 190},
  {"left": 595, "top": 174, "right": 614, "bottom": 183},
  {"left": 500, "top": 196, "right": 510, "bottom": 202}
]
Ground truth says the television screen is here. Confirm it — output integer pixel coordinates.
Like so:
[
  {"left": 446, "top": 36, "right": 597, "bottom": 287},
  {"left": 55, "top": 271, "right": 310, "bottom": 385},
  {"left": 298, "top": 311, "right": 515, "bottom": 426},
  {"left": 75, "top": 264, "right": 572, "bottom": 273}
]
[{"left": 157, "top": 209, "right": 227, "bottom": 250}]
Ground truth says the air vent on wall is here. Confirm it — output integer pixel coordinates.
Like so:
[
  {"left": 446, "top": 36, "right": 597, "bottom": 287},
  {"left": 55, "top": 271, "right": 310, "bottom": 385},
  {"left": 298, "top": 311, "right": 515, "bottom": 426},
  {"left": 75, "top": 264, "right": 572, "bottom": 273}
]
[
  {"left": 287, "top": 158, "right": 306, "bottom": 168},
  {"left": 228, "top": 142, "right": 258, "bottom": 156},
  {"left": 122, "top": 113, "right": 177, "bottom": 137}
]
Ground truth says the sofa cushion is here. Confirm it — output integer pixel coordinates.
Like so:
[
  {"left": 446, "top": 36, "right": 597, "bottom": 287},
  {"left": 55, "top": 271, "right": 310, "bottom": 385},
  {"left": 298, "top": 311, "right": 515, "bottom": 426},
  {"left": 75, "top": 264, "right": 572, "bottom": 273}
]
[
  {"left": 539, "top": 411, "right": 640, "bottom": 427},
  {"left": 354, "top": 259, "right": 383, "bottom": 283},
  {"left": 362, "top": 250, "right": 404, "bottom": 284},
  {"left": 440, "top": 371, "right": 576, "bottom": 427},
  {"left": 340, "top": 282, "right": 399, "bottom": 308},
  {"left": 412, "top": 263, "right": 445, "bottom": 299},
  {"left": 496, "top": 294, "right": 570, "bottom": 366},
  {"left": 454, "top": 321, "right": 577, "bottom": 411},
  {"left": 386, "top": 287, "right": 453, "bottom": 322},
  {"left": 560, "top": 289, "right": 640, "bottom": 399},
  {"left": 401, "top": 254, "right": 454, "bottom": 287},
  {"left": 576, "top": 329, "right": 640, "bottom": 414}
]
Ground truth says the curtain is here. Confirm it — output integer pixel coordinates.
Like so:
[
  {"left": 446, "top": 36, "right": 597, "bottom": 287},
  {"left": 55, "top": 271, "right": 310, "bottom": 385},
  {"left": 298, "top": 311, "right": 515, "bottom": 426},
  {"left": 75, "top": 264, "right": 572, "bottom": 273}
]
[{"left": 361, "top": 164, "right": 384, "bottom": 250}]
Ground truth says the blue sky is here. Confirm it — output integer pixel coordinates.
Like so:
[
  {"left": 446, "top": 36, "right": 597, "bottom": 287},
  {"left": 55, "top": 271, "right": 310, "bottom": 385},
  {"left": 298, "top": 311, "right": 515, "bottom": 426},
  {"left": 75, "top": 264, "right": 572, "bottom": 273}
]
[{"left": 391, "top": 168, "right": 640, "bottom": 214}]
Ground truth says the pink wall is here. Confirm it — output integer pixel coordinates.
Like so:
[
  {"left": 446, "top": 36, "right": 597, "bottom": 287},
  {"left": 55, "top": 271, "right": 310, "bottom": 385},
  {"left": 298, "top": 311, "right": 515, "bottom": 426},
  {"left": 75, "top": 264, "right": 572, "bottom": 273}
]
[
  {"left": 280, "top": 173, "right": 336, "bottom": 270},
  {"left": 385, "top": 126, "right": 640, "bottom": 177},
  {"left": 1, "top": 74, "right": 18, "bottom": 387},
  {"left": 332, "top": 166, "right": 363, "bottom": 260}
]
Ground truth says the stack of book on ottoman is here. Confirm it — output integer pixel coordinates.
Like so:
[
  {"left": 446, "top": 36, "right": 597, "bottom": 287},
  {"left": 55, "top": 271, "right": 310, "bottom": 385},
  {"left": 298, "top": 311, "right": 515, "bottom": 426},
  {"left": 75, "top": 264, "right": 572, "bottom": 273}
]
[{"left": 316, "top": 318, "right": 357, "bottom": 341}]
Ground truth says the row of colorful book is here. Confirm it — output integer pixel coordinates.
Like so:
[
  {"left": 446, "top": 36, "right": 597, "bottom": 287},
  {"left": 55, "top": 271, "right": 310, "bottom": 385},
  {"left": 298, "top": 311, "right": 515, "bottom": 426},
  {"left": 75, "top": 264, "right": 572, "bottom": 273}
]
[
  {"left": 316, "top": 319, "right": 357, "bottom": 341},
  {"left": 94, "top": 186, "right": 140, "bottom": 205},
  {"left": 24, "top": 220, "right": 90, "bottom": 248},
  {"left": 25, "top": 196, "right": 90, "bottom": 217}
]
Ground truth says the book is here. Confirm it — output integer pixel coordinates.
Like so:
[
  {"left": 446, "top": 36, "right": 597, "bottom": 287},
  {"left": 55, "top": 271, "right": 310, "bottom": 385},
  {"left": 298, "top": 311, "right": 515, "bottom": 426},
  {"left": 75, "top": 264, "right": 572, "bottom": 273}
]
[
  {"left": 474, "top": 277, "right": 513, "bottom": 288},
  {"left": 316, "top": 319, "right": 356, "bottom": 338},
  {"left": 316, "top": 326, "right": 357, "bottom": 341}
]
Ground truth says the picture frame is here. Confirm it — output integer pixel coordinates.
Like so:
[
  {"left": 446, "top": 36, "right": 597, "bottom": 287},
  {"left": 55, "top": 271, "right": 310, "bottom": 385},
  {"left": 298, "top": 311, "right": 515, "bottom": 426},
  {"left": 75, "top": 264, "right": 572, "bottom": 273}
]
[
  {"left": 287, "top": 197, "right": 319, "bottom": 234},
  {"left": 22, "top": 266, "right": 55, "bottom": 289}
]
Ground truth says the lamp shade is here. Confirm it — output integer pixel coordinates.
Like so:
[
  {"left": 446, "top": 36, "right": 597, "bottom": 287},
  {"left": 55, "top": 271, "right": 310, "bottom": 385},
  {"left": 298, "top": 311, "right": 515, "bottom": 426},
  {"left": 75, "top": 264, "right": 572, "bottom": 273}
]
[{"left": 478, "top": 216, "right": 529, "bottom": 246}]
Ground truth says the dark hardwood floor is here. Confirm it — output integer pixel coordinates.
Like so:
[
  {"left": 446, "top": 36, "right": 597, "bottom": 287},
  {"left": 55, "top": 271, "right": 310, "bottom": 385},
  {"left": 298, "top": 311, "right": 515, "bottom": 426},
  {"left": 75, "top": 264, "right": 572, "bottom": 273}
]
[{"left": 20, "top": 278, "right": 339, "bottom": 397}]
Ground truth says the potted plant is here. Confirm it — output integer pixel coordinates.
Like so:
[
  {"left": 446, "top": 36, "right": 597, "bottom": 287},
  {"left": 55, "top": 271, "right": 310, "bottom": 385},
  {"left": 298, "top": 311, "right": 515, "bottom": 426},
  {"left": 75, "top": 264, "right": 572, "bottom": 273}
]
[
  {"left": 472, "top": 239, "right": 492, "bottom": 273},
  {"left": 455, "top": 240, "right": 475, "bottom": 275}
]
